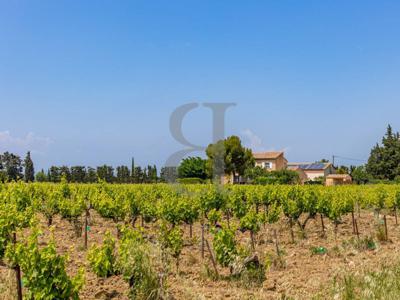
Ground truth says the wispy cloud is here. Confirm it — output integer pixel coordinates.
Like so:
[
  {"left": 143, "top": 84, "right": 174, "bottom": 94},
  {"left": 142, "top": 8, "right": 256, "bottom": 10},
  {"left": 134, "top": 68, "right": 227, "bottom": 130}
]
[
  {"left": 240, "top": 129, "right": 290, "bottom": 154},
  {"left": 240, "top": 129, "right": 266, "bottom": 152},
  {"left": 0, "top": 131, "right": 53, "bottom": 155}
]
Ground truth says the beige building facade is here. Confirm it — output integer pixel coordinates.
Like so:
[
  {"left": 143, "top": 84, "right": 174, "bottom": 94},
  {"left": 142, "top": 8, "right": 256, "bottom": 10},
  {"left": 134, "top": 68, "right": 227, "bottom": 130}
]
[{"left": 253, "top": 151, "right": 288, "bottom": 171}]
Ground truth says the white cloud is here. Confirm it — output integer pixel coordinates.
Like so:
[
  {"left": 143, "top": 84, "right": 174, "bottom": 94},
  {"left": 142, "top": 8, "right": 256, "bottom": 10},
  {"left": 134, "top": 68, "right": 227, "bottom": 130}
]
[
  {"left": 240, "top": 129, "right": 266, "bottom": 152},
  {"left": 240, "top": 129, "right": 291, "bottom": 154},
  {"left": 0, "top": 131, "right": 53, "bottom": 155}
]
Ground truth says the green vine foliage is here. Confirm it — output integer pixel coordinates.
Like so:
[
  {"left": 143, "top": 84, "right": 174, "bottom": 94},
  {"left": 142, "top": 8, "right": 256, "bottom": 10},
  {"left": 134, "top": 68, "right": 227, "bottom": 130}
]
[
  {"left": 207, "top": 208, "right": 222, "bottom": 225},
  {"left": 5, "top": 230, "right": 84, "bottom": 300},
  {"left": 36, "top": 187, "right": 59, "bottom": 225},
  {"left": 0, "top": 183, "right": 34, "bottom": 258},
  {"left": 212, "top": 227, "right": 237, "bottom": 268},
  {"left": 87, "top": 231, "right": 117, "bottom": 278},
  {"left": 93, "top": 189, "right": 126, "bottom": 223},
  {"left": 239, "top": 210, "right": 262, "bottom": 234},
  {"left": 159, "top": 222, "right": 183, "bottom": 267},
  {"left": 395, "top": 189, "right": 400, "bottom": 209},
  {"left": 266, "top": 200, "right": 281, "bottom": 224}
]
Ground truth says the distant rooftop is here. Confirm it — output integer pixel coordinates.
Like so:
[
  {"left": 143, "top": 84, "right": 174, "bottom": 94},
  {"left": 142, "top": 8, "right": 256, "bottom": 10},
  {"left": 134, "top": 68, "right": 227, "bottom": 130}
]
[
  {"left": 253, "top": 151, "right": 284, "bottom": 159},
  {"left": 288, "top": 162, "right": 333, "bottom": 170}
]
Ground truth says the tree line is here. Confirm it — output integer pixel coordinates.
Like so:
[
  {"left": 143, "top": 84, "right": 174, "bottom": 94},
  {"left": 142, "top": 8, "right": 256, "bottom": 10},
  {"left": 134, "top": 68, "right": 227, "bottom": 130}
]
[
  {"left": 36, "top": 159, "right": 162, "bottom": 183},
  {"left": 0, "top": 151, "right": 34, "bottom": 182},
  {"left": 0, "top": 154, "right": 175, "bottom": 184},
  {"left": 1, "top": 125, "right": 399, "bottom": 185}
]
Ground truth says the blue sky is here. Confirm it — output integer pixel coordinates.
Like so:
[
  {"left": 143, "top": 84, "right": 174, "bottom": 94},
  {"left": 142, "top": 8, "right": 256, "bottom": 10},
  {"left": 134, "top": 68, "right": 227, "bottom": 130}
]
[{"left": 1, "top": 1, "right": 400, "bottom": 170}]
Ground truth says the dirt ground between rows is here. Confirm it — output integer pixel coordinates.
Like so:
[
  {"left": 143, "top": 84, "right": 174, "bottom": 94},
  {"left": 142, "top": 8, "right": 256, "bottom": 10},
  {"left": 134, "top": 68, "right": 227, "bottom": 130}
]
[{"left": 1, "top": 210, "right": 400, "bottom": 300}]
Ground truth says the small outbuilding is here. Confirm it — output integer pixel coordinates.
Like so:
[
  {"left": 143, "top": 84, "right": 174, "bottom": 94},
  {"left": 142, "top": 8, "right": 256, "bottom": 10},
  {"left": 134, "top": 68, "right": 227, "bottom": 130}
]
[
  {"left": 287, "top": 162, "right": 336, "bottom": 182},
  {"left": 325, "top": 174, "right": 352, "bottom": 186}
]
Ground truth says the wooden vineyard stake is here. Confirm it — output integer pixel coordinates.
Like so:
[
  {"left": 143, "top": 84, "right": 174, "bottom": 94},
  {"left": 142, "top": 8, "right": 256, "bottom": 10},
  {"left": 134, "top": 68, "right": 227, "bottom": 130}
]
[
  {"left": 384, "top": 215, "right": 388, "bottom": 241},
  {"left": 13, "top": 232, "right": 23, "bottom": 300},
  {"left": 395, "top": 207, "right": 398, "bottom": 226},
  {"left": 320, "top": 214, "right": 325, "bottom": 238},
  {"left": 273, "top": 229, "right": 280, "bottom": 256},
  {"left": 84, "top": 209, "right": 90, "bottom": 249},
  {"left": 289, "top": 218, "right": 295, "bottom": 243},
  {"left": 355, "top": 218, "right": 360, "bottom": 240},
  {"left": 205, "top": 239, "right": 219, "bottom": 277},
  {"left": 351, "top": 211, "right": 356, "bottom": 234},
  {"left": 201, "top": 223, "right": 205, "bottom": 259},
  {"left": 250, "top": 231, "right": 255, "bottom": 251}
]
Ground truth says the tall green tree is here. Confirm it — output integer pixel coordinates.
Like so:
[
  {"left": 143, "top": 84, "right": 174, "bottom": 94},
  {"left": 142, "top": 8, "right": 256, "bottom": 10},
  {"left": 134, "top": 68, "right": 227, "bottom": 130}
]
[
  {"left": 35, "top": 169, "right": 47, "bottom": 182},
  {"left": 151, "top": 164, "right": 158, "bottom": 183},
  {"left": 23, "top": 151, "right": 35, "bottom": 182},
  {"left": 0, "top": 155, "right": 6, "bottom": 182},
  {"left": 160, "top": 166, "right": 178, "bottom": 183},
  {"left": 205, "top": 136, "right": 254, "bottom": 180},
  {"left": 85, "top": 167, "right": 97, "bottom": 183},
  {"left": 142, "top": 167, "right": 148, "bottom": 183},
  {"left": 0, "top": 152, "right": 23, "bottom": 181},
  {"left": 178, "top": 157, "right": 207, "bottom": 179},
  {"left": 48, "top": 166, "right": 61, "bottom": 182},
  {"left": 145, "top": 165, "right": 158, "bottom": 183},
  {"left": 116, "top": 165, "right": 130, "bottom": 183},
  {"left": 59, "top": 166, "right": 71, "bottom": 182},
  {"left": 70, "top": 166, "right": 87, "bottom": 183},
  {"left": 130, "top": 157, "right": 135, "bottom": 183},
  {"left": 97, "top": 165, "right": 114, "bottom": 183},
  {"left": 366, "top": 125, "right": 400, "bottom": 180},
  {"left": 336, "top": 165, "right": 349, "bottom": 174},
  {"left": 350, "top": 166, "right": 371, "bottom": 184},
  {"left": 133, "top": 166, "right": 144, "bottom": 183}
]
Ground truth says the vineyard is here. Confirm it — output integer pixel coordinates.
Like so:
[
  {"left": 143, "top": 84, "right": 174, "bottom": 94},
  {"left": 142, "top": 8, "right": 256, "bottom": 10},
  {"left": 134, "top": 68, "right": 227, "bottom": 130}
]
[{"left": 1, "top": 181, "right": 400, "bottom": 299}]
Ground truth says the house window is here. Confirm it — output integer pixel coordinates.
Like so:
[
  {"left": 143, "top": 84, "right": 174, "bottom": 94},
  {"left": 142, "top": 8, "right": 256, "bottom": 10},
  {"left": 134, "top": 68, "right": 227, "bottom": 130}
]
[{"left": 264, "top": 162, "right": 272, "bottom": 169}]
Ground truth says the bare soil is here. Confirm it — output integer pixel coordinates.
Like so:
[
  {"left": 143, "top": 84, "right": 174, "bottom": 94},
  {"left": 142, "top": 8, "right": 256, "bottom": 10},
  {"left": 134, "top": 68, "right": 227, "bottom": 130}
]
[{"left": 1, "top": 210, "right": 400, "bottom": 300}]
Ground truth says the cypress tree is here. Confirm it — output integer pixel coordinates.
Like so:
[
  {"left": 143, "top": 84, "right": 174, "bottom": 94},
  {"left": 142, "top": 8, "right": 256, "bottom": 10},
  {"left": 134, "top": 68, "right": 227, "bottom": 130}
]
[
  {"left": 24, "top": 151, "right": 35, "bottom": 182},
  {"left": 131, "top": 157, "right": 135, "bottom": 183}
]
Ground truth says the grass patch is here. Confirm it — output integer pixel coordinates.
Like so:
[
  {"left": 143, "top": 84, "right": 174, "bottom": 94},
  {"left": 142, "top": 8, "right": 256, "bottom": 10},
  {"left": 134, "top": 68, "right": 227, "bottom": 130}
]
[
  {"left": 342, "top": 236, "right": 377, "bottom": 252},
  {"left": 315, "top": 261, "right": 400, "bottom": 299},
  {"left": 233, "top": 263, "right": 266, "bottom": 288}
]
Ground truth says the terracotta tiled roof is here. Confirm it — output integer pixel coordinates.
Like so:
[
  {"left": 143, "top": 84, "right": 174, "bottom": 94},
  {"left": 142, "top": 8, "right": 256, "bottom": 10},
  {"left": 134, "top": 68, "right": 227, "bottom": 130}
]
[{"left": 253, "top": 151, "right": 284, "bottom": 159}]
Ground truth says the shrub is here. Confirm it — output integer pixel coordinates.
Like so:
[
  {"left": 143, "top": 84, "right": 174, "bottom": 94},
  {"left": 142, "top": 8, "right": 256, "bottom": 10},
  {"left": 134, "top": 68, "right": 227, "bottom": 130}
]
[
  {"left": 176, "top": 177, "right": 204, "bottom": 184},
  {"left": 118, "top": 228, "right": 166, "bottom": 300},
  {"left": 87, "top": 231, "right": 117, "bottom": 277},
  {"left": 235, "top": 262, "right": 266, "bottom": 288}
]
